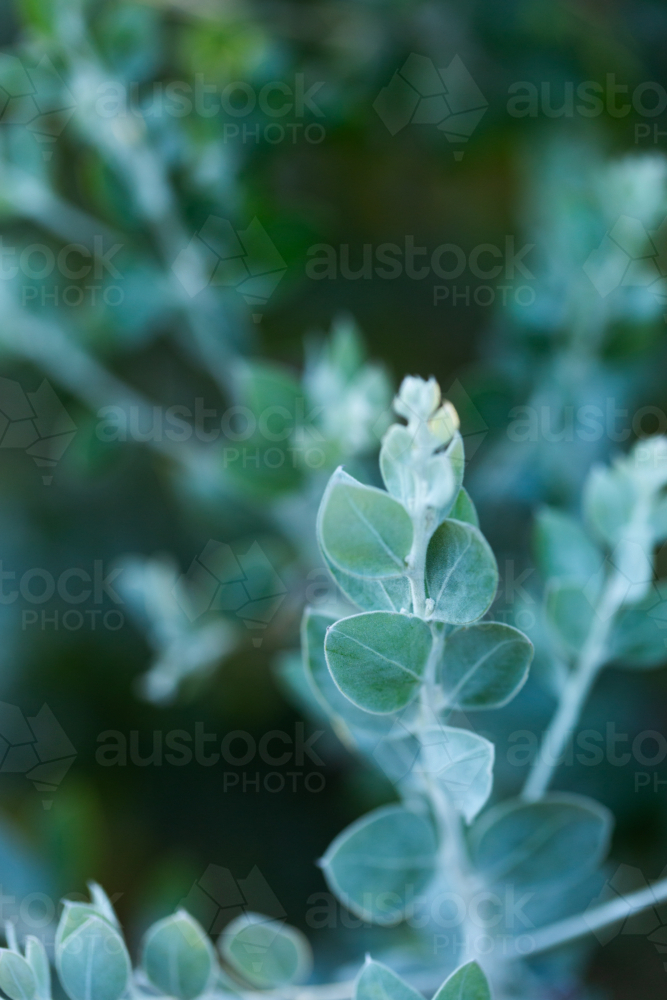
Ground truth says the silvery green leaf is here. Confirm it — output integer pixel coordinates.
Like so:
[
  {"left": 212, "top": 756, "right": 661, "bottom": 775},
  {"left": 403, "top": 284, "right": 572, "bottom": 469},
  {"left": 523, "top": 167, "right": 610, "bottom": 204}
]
[
  {"left": 422, "top": 452, "right": 456, "bottom": 519},
  {"left": 324, "top": 612, "right": 432, "bottom": 713},
  {"left": 219, "top": 913, "right": 312, "bottom": 988},
  {"left": 320, "top": 805, "right": 438, "bottom": 925},
  {"left": 583, "top": 465, "right": 636, "bottom": 546},
  {"left": 432, "top": 961, "right": 490, "bottom": 1000},
  {"left": 470, "top": 794, "right": 612, "bottom": 891},
  {"left": 24, "top": 939, "right": 49, "bottom": 1000},
  {"left": 650, "top": 495, "right": 667, "bottom": 542},
  {"left": 354, "top": 958, "right": 422, "bottom": 1000},
  {"left": 380, "top": 425, "right": 419, "bottom": 506},
  {"left": 610, "top": 523, "right": 655, "bottom": 606},
  {"left": 446, "top": 432, "right": 465, "bottom": 496},
  {"left": 449, "top": 488, "right": 479, "bottom": 528},
  {"left": 317, "top": 468, "right": 413, "bottom": 578},
  {"left": 545, "top": 581, "right": 595, "bottom": 655},
  {"left": 87, "top": 883, "right": 119, "bottom": 928},
  {"left": 608, "top": 588, "right": 667, "bottom": 669},
  {"left": 426, "top": 521, "right": 498, "bottom": 624},
  {"left": 141, "top": 910, "right": 215, "bottom": 1000},
  {"left": 56, "top": 914, "right": 130, "bottom": 1000},
  {"left": 302, "top": 608, "right": 396, "bottom": 735},
  {"left": 418, "top": 725, "right": 494, "bottom": 823},
  {"left": 534, "top": 507, "right": 602, "bottom": 583},
  {"left": 55, "top": 903, "right": 108, "bottom": 954},
  {"left": 324, "top": 550, "right": 412, "bottom": 612},
  {"left": 0, "top": 950, "right": 36, "bottom": 1000},
  {"left": 439, "top": 623, "right": 533, "bottom": 709}
]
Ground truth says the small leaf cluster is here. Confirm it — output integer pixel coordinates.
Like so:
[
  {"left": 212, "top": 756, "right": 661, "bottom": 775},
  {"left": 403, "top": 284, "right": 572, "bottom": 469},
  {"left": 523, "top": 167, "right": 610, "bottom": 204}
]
[
  {"left": 536, "top": 436, "right": 667, "bottom": 669},
  {"left": 0, "top": 884, "right": 313, "bottom": 1000}
]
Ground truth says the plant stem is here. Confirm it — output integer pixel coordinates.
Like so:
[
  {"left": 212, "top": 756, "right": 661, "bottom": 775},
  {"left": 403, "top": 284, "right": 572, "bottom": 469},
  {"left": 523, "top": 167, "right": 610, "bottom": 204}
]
[
  {"left": 407, "top": 501, "right": 430, "bottom": 618},
  {"left": 522, "top": 569, "right": 627, "bottom": 802},
  {"left": 505, "top": 874, "right": 667, "bottom": 958}
]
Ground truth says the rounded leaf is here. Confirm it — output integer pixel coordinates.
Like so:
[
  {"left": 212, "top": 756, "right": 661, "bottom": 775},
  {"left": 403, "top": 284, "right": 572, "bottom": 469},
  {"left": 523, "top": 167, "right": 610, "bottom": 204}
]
[
  {"left": 440, "top": 622, "right": 533, "bottom": 709},
  {"left": 302, "top": 608, "right": 396, "bottom": 736},
  {"left": 609, "top": 589, "right": 667, "bottom": 669},
  {"left": 317, "top": 469, "right": 413, "bottom": 578},
  {"left": 0, "top": 951, "right": 36, "bottom": 1000},
  {"left": 426, "top": 520, "right": 498, "bottom": 624},
  {"left": 320, "top": 805, "right": 438, "bottom": 925},
  {"left": 534, "top": 507, "right": 602, "bottom": 584},
  {"left": 418, "top": 725, "right": 494, "bottom": 823},
  {"left": 380, "top": 425, "right": 419, "bottom": 505},
  {"left": 141, "top": 910, "right": 215, "bottom": 1000},
  {"left": 433, "top": 961, "right": 490, "bottom": 1000},
  {"left": 219, "top": 913, "right": 312, "bottom": 988},
  {"left": 24, "top": 939, "right": 49, "bottom": 1000},
  {"left": 355, "top": 959, "right": 422, "bottom": 1000},
  {"left": 324, "top": 612, "right": 432, "bottom": 713},
  {"left": 449, "top": 488, "right": 479, "bottom": 528},
  {"left": 323, "top": 550, "right": 412, "bottom": 613},
  {"left": 56, "top": 914, "right": 130, "bottom": 1000},
  {"left": 470, "top": 794, "right": 613, "bottom": 892}
]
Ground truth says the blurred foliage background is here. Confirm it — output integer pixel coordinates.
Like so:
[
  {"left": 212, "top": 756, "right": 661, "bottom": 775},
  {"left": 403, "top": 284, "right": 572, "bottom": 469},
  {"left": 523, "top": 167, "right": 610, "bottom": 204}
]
[{"left": 1, "top": 0, "right": 667, "bottom": 996}]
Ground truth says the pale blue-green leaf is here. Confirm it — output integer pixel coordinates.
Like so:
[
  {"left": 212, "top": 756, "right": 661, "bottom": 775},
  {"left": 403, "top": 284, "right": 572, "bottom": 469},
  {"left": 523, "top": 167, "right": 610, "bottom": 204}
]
[
  {"left": 24, "top": 939, "right": 49, "bottom": 1000},
  {"left": 55, "top": 903, "right": 107, "bottom": 953},
  {"left": 0, "top": 951, "right": 36, "bottom": 1000},
  {"left": 545, "top": 581, "right": 595, "bottom": 655},
  {"left": 323, "top": 550, "right": 412, "bottom": 612},
  {"left": 447, "top": 433, "right": 465, "bottom": 496},
  {"left": 534, "top": 507, "right": 602, "bottom": 583},
  {"left": 317, "top": 469, "right": 413, "bottom": 579},
  {"left": 219, "top": 913, "right": 312, "bottom": 988},
  {"left": 419, "top": 725, "right": 494, "bottom": 823},
  {"left": 439, "top": 623, "right": 533, "bottom": 710},
  {"left": 56, "top": 915, "right": 130, "bottom": 1000},
  {"left": 651, "top": 495, "right": 667, "bottom": 542},
  {"left": 324, "top": 612, "right": 432, "bottom": 713},
  {"left": 302, "top": 608, "right": 396, "bottom": 736},
  {"left": 380, "top": 425, "right": 419, "bottom": 506},
  {"left": 426, "top": 521, "right": 498, "bottom": 624},
  {"left": 608, "top": 588, "right": 667, "bottom": 669},
  {"left": 432, "top": 961, "right": 490, "bottom": 1000},
  {"left": 320, "top": 805, "right": 438, "bottom": 924},
  {"left": 87, "top": 883, "right": 120, "bottom": 927},
  {"left": 449, "top": 488, "right": 479, "bottom": 528},
  {"left": 355, "top": 959, "right": 422, "bottom": 1000},
  {"left": 469, "top": 794, "right": 612, "bottom": 891},
  {"left": 141, "top": 910, "right": 215, "bottom": 1000},
  {"left": 583, "top": 465, "right": 636, "bottom": 546}
]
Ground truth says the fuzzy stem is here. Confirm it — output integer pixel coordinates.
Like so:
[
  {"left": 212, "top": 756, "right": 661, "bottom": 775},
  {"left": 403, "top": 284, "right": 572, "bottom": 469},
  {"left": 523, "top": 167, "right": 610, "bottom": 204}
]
[
  {"left": 522, "top": 569, "right": 627, "bottom": 802},
  {"left": 505, "top": 874, "right": 667, "bottom": 958}
]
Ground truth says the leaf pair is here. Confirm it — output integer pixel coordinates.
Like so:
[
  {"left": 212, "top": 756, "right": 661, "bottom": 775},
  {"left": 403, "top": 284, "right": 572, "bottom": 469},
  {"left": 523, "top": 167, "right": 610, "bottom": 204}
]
[
  {"left": 321, "top": 794, "right": 612, "bottom": 929},
  {"left": 318, "top": 468, "right": 498, "bottom": 623},
  {"left": 356, "top": 958, "right": 490, "bottom": 1000},
  {"left": 0, "top": 938, "right": 50, "bottom": 1000},
  {"left": 319, "top": 610, "right": 532, "bottom": 715},
  {"left": 143, "top": 906, "right": 312, "bottom": 994}
]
